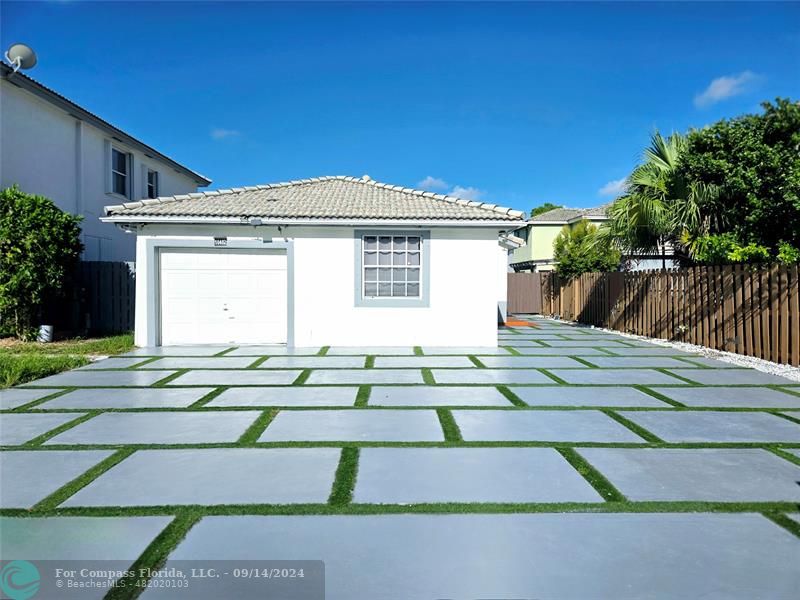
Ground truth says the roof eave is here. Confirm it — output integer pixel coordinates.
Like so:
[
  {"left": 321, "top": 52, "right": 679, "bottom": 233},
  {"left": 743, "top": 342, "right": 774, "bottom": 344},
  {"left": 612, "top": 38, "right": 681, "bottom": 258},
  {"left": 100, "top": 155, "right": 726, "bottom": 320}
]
[
  {"left": 1, "top": 63, "right": 211, "bottom": 186},
  {"left": 100, "top": 215, "right": 523, "bottom": 228}
]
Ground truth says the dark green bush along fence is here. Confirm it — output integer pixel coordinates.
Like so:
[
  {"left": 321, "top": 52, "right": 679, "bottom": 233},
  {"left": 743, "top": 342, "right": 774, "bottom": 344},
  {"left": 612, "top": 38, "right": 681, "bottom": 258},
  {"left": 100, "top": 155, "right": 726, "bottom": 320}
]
[
  {"left": 54, "top": 261, "right": 135, "bottom": 335},
  {"left": 538, "top": 265, "right": 800, "bottom": 366}
]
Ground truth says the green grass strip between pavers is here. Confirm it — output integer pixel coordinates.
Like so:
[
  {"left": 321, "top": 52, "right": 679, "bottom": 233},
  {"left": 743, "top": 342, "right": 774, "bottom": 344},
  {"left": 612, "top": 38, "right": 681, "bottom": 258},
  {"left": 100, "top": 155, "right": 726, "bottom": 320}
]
[
  {"left": 436, "top": 408, "right": 462, "bottom": 442},
  {"left": 328, "top": 447, "right": 360, "bottom": 505},
  {"left": 237, "top": 409, "right": 278, "bottom": 444},
  {"left": 32, "top": 448, "right": 136, "bottom": 512},
  {"left": 557, "top": 447, "right": 626, "bottom": 502},
  {"left": 105, "top": 511, "right": 202, "bottom": 600},
  {"left": 602, "top": 409, "right": 665, "bottom": 443}
]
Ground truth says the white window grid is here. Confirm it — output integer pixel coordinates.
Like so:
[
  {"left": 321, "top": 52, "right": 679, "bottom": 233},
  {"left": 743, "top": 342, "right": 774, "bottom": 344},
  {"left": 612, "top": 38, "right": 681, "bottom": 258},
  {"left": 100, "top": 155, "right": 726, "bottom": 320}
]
[{"left": 362, "top": 235, "right": 422, "bottom": 298}]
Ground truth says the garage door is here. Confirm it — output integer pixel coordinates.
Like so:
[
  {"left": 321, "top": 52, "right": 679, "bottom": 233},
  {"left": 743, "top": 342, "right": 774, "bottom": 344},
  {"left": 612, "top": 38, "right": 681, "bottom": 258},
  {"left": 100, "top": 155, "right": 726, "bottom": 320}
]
[{"left": 159, "top": 249, "right": 288, "bottom": 345}]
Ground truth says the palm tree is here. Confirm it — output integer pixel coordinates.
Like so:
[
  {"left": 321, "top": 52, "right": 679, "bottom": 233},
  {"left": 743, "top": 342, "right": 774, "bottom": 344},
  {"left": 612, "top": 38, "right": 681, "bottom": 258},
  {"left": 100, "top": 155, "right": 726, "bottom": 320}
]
[{"left": 596, "top": 132, "right": 722, "bottom": 268}]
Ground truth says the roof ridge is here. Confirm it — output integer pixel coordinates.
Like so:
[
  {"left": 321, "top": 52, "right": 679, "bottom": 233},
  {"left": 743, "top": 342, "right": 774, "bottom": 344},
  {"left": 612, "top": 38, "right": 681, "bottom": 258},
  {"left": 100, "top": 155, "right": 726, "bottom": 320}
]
[{"left": 105, "top": 175, "right": 524, "bottom": 219}]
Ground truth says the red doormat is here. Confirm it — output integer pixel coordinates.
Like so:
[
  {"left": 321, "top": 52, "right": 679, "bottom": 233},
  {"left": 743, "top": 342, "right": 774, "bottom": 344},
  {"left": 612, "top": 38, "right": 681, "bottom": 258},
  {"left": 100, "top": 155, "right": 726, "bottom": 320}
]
[{"left": 504, "top": 319, "right": 538, "bottom": 327}]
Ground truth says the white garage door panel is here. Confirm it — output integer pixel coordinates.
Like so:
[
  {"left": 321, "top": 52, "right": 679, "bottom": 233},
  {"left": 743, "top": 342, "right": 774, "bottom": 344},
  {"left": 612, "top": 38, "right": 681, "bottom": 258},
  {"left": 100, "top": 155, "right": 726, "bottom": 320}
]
[{"left": 159, "top": 249, "right": 288, "bottom": 345}]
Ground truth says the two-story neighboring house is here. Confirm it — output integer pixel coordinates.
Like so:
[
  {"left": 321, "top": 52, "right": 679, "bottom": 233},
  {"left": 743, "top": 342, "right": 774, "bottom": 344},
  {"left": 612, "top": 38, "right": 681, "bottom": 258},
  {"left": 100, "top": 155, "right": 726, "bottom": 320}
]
[
  {"left": 0, "top": 63, "right": 210, "bottom": 261},
  {"left": 509, "top": 205, "right": 608, "bottom": 272}
]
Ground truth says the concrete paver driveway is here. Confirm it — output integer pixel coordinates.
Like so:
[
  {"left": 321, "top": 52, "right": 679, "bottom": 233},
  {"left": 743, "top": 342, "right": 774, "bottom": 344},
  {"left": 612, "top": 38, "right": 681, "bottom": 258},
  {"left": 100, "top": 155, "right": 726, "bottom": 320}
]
[{"left": 2, "top": 317, "right": 800, "bottom": 599}]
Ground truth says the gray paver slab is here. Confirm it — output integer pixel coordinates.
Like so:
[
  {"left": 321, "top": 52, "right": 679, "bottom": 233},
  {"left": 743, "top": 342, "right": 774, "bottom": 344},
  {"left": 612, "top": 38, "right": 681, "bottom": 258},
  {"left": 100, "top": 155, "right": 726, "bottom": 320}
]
[
  {"left": 326, "top": 346, "right": 415, "bottom": 355},
  {"left": 226, "top": 346, "right": 321, "bottom": 356},
  {"left": 599, "top": 346, "right": 698, "bottom": 356},
  {"left": 152, "top": 513, "right": 800, "bottom": 600},
  {"left": 259, "top": 409, "right": 443, "bottom": 442},
  {"left": 0, "top": 412, "right": 82, "bottom": 445},
  {"left": 1, "top": 450, "right": 113, "bottom": 508},
  {"left": 669, "top": 357, "right": 741, "bottom": 368},
  {"left": 369, "top": 386, "right": 512, "bottom": 406},
  {"left": 260, "top": 356, "right": 366, "bottom": 369},
  {"left": 431, "top": 369, "right": 553, "bottom": 384},
  {"left": 208, "top": 386, "right": 358, "bottom": 407},
  {"left": 534, "top": 340, "right": 631, "bottom": 347},
  {"left": 666, "top": 368, "right": 796, "bottom": 385},
  {"left": 579, "top": 448, "right": 800, "bottom": 502},
  {"left": 581, "top": 356, "right": 697, "bottom": 369},
  {"left": 649, "top": 386, "right": 800, "bottom": 408},
  {"left": 509, "top": 386, "right": 670, "bottom": 407},
  {"left": 0, "top": 388, "right": 56, "bottom": 409},
  {"left": 423, "top": 347, "right": 512, "bottom": 355},
  {"left": 0, "top": 516, "right": 172, "bottom": 560},
  {"left": 167, "top": 369, "right": 302, "bottom": 386},
  {"left": 618, "top": 411, "right": 800, "bottom": 443},
  {"left": 499, "top": 340, "right": 547, "bottom": 347},
  {"left": 79, "top": 357, "right": 151, "bottom": 370},
  {"left": 453, "top": 410, "right": 644, "bottom": 442},
  {"left": 305, "top": 369, "right": 424, "bottom": 385},
  {"left": 549, "top": 369, "right": 687, "bottom": 385},
  {"left": 63, "top": 448, "right": 341, "bottom": 507},
  {"left": 20, "top": 370, "right": 175, "bottom": 387},
  {"left": 373, "top": 356, "right": 475, "bottom": 368},
  {"left": 354, "top": 448, "right": 602, "bottom": 503},
  {"left": 39, "top": 387, "right": 215, "bottom": 409},
  {"left": 477, "top": 356, "right": 588, "bottom": 368},
  {"left": 512, "top": 347, "right": 611, "bottom": 356},
  {"left": 783, "top": 449, "right": 800, "bottom": 459},
  {"left": 45, "top": 411, "right": 261, "bottom": 445},
  {"left": 122, "top": 346, "right": 231, "bottom": 356},
  {"left": 25, "top": 370, "right": 175, "bottom": 387},
  {"left": 142, "top": 356, "right": 257, "bottom": 369}
]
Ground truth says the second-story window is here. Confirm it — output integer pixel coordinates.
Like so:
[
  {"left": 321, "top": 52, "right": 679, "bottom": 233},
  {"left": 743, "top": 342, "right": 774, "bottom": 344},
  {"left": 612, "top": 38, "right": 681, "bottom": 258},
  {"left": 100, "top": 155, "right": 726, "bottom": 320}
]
[
  {"left": 111, "top": 148, "right": 130, "bottom": 198},
  {"left": 147, "top": 169, "right": 159, "bottom": 199}
]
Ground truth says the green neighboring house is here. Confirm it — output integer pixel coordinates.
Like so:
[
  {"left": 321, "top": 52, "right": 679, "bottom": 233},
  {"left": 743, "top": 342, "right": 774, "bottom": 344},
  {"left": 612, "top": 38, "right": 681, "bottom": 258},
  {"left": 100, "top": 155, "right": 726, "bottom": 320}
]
[{"left": 509, "top": 205, "right": 608, "bottom": 272}]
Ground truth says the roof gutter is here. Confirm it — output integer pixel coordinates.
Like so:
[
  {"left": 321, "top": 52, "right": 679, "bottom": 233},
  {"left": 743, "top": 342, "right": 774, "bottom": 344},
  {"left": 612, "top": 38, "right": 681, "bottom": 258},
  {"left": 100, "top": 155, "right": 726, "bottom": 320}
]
[{"left": 1, "top": 63, "right": 211, "bottom": 186}]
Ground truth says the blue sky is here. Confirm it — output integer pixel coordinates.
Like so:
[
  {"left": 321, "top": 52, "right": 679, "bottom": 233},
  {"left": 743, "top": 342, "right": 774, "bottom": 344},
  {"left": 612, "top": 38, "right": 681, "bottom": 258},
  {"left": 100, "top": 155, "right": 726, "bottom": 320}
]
[{"left": 2, "top": 1, "right": 798, "bottom": 213}]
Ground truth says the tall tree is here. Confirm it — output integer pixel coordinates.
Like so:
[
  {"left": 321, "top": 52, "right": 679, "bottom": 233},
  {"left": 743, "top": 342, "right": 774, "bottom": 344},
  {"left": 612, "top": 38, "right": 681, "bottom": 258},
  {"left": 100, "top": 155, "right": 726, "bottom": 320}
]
[
  {"left": 597, "top": 132, "right": 721, "bottom": 267},
  {"left": 553, "top": 220, "right": 621, "bottom": 278},
  {"left": 679, "top": 98, "right": 800, "bottom": 250}
]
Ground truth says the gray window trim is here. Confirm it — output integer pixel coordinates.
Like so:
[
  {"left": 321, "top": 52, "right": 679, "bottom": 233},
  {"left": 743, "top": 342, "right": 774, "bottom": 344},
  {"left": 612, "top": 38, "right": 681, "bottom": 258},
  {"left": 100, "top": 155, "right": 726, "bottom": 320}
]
[{"left": 354, "top": 229, "right": 430, "bottom": 308}]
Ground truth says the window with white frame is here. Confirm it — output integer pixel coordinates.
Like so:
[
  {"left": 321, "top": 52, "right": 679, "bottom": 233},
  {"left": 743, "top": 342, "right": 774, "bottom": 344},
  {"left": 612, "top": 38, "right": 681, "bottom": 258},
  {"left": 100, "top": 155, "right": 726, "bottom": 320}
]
[
  {"left": 147, "top": 169, "right": 159, "bottom": 199},
  {"left": 362, "top": 234, "right": 422, "bottom": 298},
  {"left": 111, "top": 148, "right": 130, "bottom": 197}
]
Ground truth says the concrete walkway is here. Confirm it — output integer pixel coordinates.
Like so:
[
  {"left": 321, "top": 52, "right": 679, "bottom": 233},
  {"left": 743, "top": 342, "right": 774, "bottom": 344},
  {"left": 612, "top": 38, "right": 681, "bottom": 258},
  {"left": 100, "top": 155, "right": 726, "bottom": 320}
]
[{"left": 2, "top": 317, "right": 799, "bottom": 599}]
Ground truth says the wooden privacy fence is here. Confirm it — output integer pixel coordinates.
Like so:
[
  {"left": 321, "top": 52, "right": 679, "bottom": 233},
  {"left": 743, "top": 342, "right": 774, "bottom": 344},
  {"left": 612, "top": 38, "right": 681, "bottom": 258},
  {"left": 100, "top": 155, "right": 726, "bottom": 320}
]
[
  {"left": 538, "top": 265, "right": 800, "bottom": 366},
  {"left": 507, "top": 273, "right": 542, "bottom": 314},
  {"left": 54, "top": 261, "right": 136, "bottom": 335}
]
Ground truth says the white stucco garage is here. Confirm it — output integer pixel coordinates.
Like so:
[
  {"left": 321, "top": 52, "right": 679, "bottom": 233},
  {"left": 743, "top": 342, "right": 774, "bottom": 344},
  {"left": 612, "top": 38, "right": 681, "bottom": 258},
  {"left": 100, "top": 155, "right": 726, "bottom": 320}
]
[{"left": 102, "top": 176, "right": 524, "bottom": 347}]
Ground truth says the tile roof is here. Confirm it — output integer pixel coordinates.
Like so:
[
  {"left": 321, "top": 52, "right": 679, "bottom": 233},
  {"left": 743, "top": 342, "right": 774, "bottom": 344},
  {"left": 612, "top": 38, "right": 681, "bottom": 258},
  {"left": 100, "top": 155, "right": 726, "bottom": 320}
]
[
  {"left": 104, "top": 176, "right": 525, "bottom": 222},
  {"left": 529, "top": 204, "right": 609, "bottom": 223}
]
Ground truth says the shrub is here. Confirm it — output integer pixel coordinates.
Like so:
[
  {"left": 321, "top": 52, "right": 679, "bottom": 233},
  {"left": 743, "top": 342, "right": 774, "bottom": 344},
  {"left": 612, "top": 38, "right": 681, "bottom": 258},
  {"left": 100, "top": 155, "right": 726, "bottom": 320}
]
[
  {"left": 554, "top": 220, "right": 621, "bottom": 278},
  {"left": 0, "top": 186, "right": 83, "bottom": 340},
  {"left": 693, "top": 233, "right": 771, "bottom": 264},
  {"left": 777, "top": 241, "right": 800, "bottom": 265}
]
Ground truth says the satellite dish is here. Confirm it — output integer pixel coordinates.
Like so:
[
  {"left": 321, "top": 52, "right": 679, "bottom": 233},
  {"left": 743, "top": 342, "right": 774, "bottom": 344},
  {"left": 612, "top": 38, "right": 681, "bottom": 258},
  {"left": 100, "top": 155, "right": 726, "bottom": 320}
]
[{"left": 5, "top": 43, "right": 37, "bottom": 73}]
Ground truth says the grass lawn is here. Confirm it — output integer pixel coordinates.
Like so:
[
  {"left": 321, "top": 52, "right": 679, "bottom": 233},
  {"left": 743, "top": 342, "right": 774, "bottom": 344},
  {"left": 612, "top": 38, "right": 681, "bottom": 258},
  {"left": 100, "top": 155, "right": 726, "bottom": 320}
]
[{"left": 0, "top": 332, "right": 134, "bottom": 388}]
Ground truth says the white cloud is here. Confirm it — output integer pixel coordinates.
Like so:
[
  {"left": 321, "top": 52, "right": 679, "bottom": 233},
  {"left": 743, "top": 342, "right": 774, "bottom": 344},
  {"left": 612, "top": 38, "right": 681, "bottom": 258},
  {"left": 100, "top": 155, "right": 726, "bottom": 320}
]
[
  {"left": 210, "top": 128, "right": 241, "bottom": 140},
  {"left": 417, "top": 176, "right": 449, "bottom": 191},
  {"left": 598, "top": 178, "right": 627, "bottom": 197},
  {"left": 694, "top": 71, "right": 762, "bottom": 108},
  {"left": 450, "top": 185, "right": 484, "bottom": 201}
]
